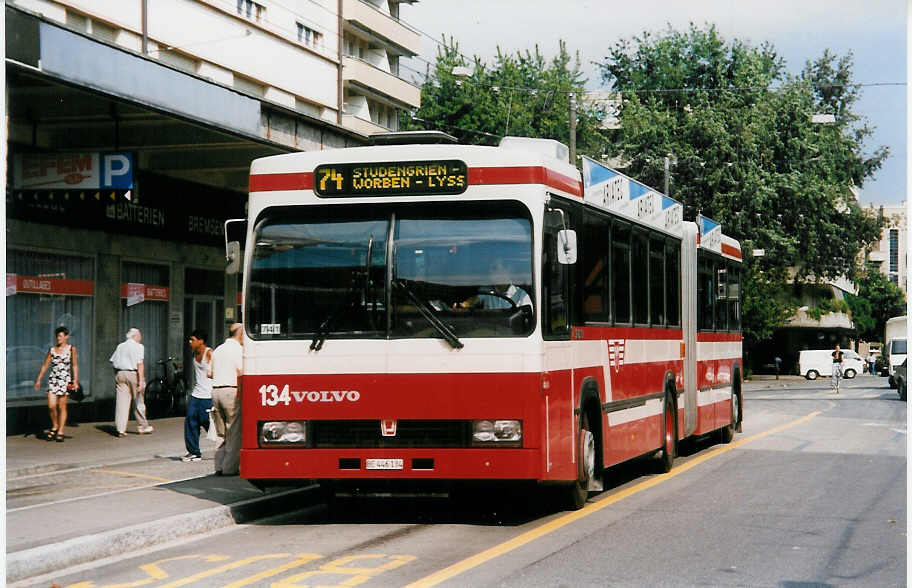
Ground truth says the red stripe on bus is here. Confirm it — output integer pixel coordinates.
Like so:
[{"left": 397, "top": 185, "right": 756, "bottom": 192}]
[
  {"left": 249, "top": 172, "right": 314, "bottom": 192},
  {"left": 722, "top": 243, "right": 742, "bottom": 259},
  {"left": 468, "top": 166, "right": 582, "bottom": 196},
  {"left": 574, "top": 325, "right": 684, "bottom": 340},
  {"left": 696, "top": 332, "right": 743, "bottom": 343}
]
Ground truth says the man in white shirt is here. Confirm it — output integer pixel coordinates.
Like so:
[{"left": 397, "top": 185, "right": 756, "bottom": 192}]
[
  {"left": 109, "top": 328, "right": 151, "bottom": 437},
  {"left": 210, "top": 323, "right": 244, "bottom": 475}
]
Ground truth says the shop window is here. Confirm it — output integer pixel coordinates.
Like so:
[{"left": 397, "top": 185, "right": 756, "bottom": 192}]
[
  {"left": 121, "top": 263, "right": 170, "bottom": 381},
  {"left": 6, "top": 250, "right": 95, "bottom": 401}
]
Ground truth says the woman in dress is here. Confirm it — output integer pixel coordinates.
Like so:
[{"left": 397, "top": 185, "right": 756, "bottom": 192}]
[{"left": 34, "top": 326, "right": 78, "bottom": 442}]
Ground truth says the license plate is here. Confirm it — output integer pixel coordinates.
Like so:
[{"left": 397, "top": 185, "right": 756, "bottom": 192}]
[{"left": 365, "top": 458, "right": 403, "bottom": 470}]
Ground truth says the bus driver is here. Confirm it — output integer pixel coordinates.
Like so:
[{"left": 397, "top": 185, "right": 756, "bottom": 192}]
[{"left": 453, "top": 258, "right": 532, "bottom": 310}]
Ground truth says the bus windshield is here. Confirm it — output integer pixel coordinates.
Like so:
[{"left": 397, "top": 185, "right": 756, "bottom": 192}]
[
  {"left": 247, "top": 201, "right": 535, "bottom": 342},
  {"left": 891, "top": 339, "right": 907, "bottom": 355}
]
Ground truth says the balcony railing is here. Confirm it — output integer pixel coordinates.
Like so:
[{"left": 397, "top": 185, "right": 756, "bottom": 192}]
[
  {"left": 342, "top": 56, "right": 420, "bottom": 108},
  {"left": 342, "top": 0, "right": 421, "bottom": 55}
]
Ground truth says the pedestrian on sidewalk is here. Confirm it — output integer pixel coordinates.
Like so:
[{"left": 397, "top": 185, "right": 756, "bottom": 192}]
[
  {"left": 183, "top": 329, "right": 213, "bottom": 462},
  {"left": 210, "top": 322, "right": 244, "bottom": 476},
  {"left": 33, "top": 326, "right": 78, "bottom": 442},
  {"left": 110, "top": 328, "right": 151, "bottom": 437},
  {"left": 831, "top": 343, "right": 844, "bottom": 393}
]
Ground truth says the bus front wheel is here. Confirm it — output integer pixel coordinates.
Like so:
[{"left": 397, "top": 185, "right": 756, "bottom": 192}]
[
  {"left": 656, "top": 395, "right": 676, "bottom": 473},
  {"left": 560, "top": 411, "right": 595, "bottom": 511}
]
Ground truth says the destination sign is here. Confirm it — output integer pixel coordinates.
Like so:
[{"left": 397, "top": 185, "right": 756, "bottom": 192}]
[{"left": 314, "top": 160, "right": 468, "bottom": 197}]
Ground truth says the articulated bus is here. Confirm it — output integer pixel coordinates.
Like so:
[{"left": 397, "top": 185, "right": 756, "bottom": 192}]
[{"left": 230, "top": 133, "right": 743, "bottom": 510}]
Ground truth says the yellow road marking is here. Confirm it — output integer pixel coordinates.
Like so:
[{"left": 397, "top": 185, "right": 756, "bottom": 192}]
[
  {"left": 404, "top": 411, "right": 822, "bottom": 588},
  {"left": 222, "top": 554, "right": 323, "bottom": 588},
  {"left": 90, "top": 469, "right": 170, "bottom": 483}
]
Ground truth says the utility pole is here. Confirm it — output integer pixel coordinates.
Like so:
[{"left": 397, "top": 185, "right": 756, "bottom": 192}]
[
  {"left": 569, "top": 92, "right": 576, "bottom": 165},
  {"left": 664, "top": 155, "right": 670, "bottom": 195}
]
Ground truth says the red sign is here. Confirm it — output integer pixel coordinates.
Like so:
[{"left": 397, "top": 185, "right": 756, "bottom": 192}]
[
  {"left": 120, "top": 283, "right": 170, "bottom": 302},
  {"left": 6, "top": 274, "right": 95, "bottom": 297}
]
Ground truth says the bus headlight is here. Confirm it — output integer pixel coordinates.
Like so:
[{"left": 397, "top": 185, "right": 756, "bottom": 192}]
[
  {"left": 472, "top": 419, "right": 522, "bottom": 445},
  {"left": 259, "top": 421, "right": 307, "bottom": 446}
]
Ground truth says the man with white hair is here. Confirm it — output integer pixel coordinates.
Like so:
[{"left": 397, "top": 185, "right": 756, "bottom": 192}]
[
  {"left": 210, "top": 322, "right": 244, "bottom": 475},
  {"left": 109, "top": 327, "right": 151, "bottom": 436}
]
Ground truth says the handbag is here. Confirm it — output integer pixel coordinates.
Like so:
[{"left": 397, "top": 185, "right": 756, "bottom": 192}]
[{"left": 67, "top": 383, "right": 85, "bottom": 402}]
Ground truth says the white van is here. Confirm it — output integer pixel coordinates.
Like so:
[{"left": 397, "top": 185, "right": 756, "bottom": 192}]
[{"left": 798, "top": 349, "right": 864, "bottom": 380}]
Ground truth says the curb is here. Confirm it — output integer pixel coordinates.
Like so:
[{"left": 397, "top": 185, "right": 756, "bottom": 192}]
[{"left": 6, "top": 483, "right": 319, "bottom": 583}]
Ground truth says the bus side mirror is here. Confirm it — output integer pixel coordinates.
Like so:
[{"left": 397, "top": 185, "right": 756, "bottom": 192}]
[
  {"left": 226, "top": 241, "right": 242, "bottom": 274},
  {"left": 557, "top": 229, "right": 577, "bottom": 265},
  {"left": 224, "top": 218, "right": 247, "bottom": 275}
]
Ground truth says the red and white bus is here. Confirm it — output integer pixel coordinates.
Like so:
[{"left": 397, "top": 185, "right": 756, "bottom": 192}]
[{"left": 231, "top": 132, "right": 742, "bottom": 509}]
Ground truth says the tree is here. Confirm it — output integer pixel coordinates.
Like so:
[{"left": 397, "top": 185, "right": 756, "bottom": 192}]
[
  {"left": 402, "top": 39, "right": 606, "bottom": 156},
  {"left": 597, "top": 24, "right": 886, "bottom": 343},
  {"left": 846, "top": 269, "right": 907, "bottom": 341}
]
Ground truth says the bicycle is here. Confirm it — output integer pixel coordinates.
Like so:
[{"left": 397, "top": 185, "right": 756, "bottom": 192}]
[{"left": 145, "top": 357, "right": 186, "bottom": 418}]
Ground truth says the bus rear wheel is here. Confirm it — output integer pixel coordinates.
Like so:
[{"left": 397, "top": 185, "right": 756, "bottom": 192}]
[
  {"left": 656, "top": 395, "right": 676, "bottom": 473},
  {"left": 719, "top": 388, "right": 739, "bottom": 444}
]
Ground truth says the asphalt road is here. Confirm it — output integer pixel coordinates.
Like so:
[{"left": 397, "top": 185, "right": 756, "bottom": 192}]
[{"left": 26, "top": 376, "right": 907, "bottom": 588}]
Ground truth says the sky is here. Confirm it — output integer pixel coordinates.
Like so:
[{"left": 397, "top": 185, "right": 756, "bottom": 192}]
[{"left": 399, "top": 0, "right": 907, "bottom": 206}]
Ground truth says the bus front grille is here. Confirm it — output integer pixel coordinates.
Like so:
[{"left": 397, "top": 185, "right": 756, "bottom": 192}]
[{"left": 310, "top": 420, "right": 469, "bottom": 448}]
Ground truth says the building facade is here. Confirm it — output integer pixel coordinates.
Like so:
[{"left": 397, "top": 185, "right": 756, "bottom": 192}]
[
  {"left": 5, "top": 0, "right": 421, "bottom": 429},
  {"left": 866, "top": 202, "right": 908, "bottom": 293}
]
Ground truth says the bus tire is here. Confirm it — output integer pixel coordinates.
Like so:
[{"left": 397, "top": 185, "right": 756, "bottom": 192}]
[
  {"left": 806, "top": 370, "right": 818, "bottom": 381},
  {"left": 656, "top": 394, "right": 676, "bottom": 473},
  {"left": 719, "top": 387, "right": 739, "bottom": 444},
  {"left": 561, "top": 410, "right": 595, "bottom": 510}
]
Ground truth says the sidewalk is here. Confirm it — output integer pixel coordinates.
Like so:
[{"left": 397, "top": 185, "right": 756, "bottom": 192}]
[{"left": 5, "top": 416, "right": 316, "bottom": 584}]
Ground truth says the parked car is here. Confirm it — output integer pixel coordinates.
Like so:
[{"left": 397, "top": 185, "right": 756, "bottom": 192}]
[
  {"left": 894, "top": 359, "right": 907, "bottom": 401},
  {"left": 798, "top": 349, "right": 864, "bottom": 380}
]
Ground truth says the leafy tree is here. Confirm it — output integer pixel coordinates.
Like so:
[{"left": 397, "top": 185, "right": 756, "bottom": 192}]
[
  {"left": 597, "top": 24, "right": 886, "bottom": 343},
  {"left": 402, "top": 39, "right": 606, "bottom": 156},
  {"left": 846, "top": 269, "right": 907, "bottom": 341}
]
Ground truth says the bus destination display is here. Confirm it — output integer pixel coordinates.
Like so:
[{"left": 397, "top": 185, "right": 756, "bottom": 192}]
[{"left": 314, "top": 160, "right": 468, "bottom": 197}]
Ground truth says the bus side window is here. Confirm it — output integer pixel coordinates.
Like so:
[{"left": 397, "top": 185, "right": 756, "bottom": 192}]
[
  {"left": 715, "top": 262, "right": 728, "bottom": 331},
  {"left": 728, "top": 264, "right": 741, "bottom": 331},
  {"left": 543, "top": 228, "right": 570, "bottom": 338},
  {"left": 582, "top": 211, "right": 610, "bottom": 322},
  {"left": 697, "top": 256, "right": 714, "bottom": 330},
  {"left": 612, "top": 221, "right": 631, "bottom": 324},
  {"left": 632, "top": 230, "right": 649, "bottom": 325},
  {"left": 649, "top": 236, "right": 665, "bottom": 326},
  {"left": 665, "top": 239, "right": 680, "bottom": 327}
]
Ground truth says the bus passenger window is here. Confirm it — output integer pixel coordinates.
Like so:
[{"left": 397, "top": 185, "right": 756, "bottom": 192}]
[
  {"left": 632, "top": 232, "right": 649, "bottom": 324},
  {"left": 728, "top": 265, "right": 741, "bottom": 330},
  {"left": 697, "top": 257, "right": 714, "bottom": 330},
  {"left": 665, "top": 241, "right": 680, "bottom": 327},
  {"left": 649, "top": 237, "right": 665, "bottom": 326},
  {"left": 582, "top": 213, "right": 609, "bottom": 322},
  {"left": 715, "top": 263, "right": 728, "bottom": 331},
  {"left": 543, "top": 229, "right": 570, "bottom": 338},
  {"left": 612, "top": 222, "right": 631, "bottom": 323}
]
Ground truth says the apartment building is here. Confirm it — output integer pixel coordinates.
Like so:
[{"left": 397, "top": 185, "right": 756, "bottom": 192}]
[
  {"left": 867, "top": 202, "right": 908, "bottom": 293},
  {"left": 4, "top": 0, "right": 421, "bottom": 429}
]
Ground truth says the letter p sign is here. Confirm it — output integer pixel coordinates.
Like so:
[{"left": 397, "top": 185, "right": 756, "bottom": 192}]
[{"left": 102, "top": 153, "right": 133, "bottom": 189}]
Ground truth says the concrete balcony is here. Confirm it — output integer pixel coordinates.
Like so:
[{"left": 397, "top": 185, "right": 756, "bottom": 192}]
[
  {"left": 868, "top": 250, "right": 888, "bottom": 262},
  {"left": 342, "top": 114, "right": 390, "bottom": 136},
  {"left": 342, "top": 56, "right": 420, "bottom": 108},
  {"left": 786, "top": 309, "right": 854, "bottom": 329},
  {"left": 342, "top": 0, "right": 421, "bottom": 55}
]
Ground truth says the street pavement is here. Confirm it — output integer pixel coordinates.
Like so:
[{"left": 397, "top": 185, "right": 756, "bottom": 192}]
[
  {"left": 5, "top": 414, "right": 316, "bottom": 584},
  {"left": 2, "top": 374, "right": 869, "bottom": 584}
]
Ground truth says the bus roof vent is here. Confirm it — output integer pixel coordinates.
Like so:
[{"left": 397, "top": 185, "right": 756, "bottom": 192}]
[
  {"left": 369, "top": 130, "right": 458, "bottom": 145},
  {"left": 499, "top": 136, "right": 569, "bottom": 163}
]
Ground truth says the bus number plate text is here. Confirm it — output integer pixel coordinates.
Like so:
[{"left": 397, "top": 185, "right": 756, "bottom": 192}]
[{"left": 366, "top": 458, "right": 404, "bottom": 470}]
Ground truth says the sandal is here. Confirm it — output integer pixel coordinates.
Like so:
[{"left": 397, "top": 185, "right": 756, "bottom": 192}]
[
  {"left": 55, "top": 433, "right": 65, "bottom": 443},
  {"left": 46, "top": 428, "right": 58, "bottom": 441}
]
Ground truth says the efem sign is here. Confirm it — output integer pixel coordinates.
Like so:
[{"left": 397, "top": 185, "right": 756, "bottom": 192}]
[{"left": 13, "top": 152, "right": 134, "bottom": 190}]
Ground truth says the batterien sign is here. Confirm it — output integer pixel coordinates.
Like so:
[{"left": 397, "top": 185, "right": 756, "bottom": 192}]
[{"left": 314, "top": 160, "right": 468, "bottom": 197}]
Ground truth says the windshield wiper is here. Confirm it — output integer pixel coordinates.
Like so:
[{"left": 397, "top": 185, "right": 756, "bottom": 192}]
[
  {"left": 393, "top": 279, "right": 464, "bottom": 349},
  {"left": 311, "top": 235, "right": 376, "bottom": 351}
]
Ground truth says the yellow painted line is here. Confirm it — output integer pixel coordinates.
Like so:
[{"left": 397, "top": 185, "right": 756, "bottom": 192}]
[
  {"left": 90, "top": 468, "right": 170, "bottom": 482},
  {"left": 405, "top": 411, "right": 822, "bottom": 588}
]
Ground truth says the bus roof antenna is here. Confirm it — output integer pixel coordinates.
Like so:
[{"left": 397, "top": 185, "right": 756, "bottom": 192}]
[{"left": 370, "top": 131, "right": 458, "bottom": 145}]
